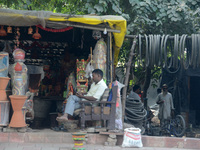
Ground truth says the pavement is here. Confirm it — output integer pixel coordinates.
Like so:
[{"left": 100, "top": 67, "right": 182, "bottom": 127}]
[
  {"left": 0, "top": 143, "right": 198, "bottom": 150},
  {"left": 0, "top": 129, "right": 200, "bottom": 150}
]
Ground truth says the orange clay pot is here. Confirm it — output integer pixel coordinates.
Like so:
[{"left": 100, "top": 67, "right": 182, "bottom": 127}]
[
  {"left": 0, "top": 77, "right": 10, "bottom": 101},
  {"left": 9, "top": 95, "right": 27, "bottom": 128}
]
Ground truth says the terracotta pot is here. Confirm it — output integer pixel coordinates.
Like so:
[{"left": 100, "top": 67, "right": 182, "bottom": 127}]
[
  {"left": 0, "top": 77, "right": 10, "bottom": 101},
  {"left": 0, "top": 77, "right": 10, "bottom": 90},
  {"left": 9, "top": 95, "right": 27, "bottom": 128}
]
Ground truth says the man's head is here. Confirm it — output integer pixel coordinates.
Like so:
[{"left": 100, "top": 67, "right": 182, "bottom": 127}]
[
  {"left": 162, "top": 84, "right": 168, "bottom": 93},
  {"left": 132, "top": 85, "right": 141, "bottom": 94},
  {"left": 92, "top": 69, "right": 103, "bottom": 84}
]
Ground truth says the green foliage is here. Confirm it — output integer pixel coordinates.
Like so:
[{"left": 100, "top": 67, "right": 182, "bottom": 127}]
[
  {"left": 118, "top": 38, "right": 132, "bottom": 66},
  {"left": 0, "top": 0, "right": 87, "bottom": 14},
  {"left": 1, "top": 0, "right": 200, "bottom": 89}
]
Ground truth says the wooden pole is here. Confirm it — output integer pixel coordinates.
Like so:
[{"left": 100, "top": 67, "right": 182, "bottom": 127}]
[
  {"left": 90, "top": 47, "right": 92, "bottom": 62},
  {"left": 106, "top": 32, "right": 111, "bottom": 85},
  {"left": 109, "top": 32, "right": 112, "bottom": 82},
  {"left": 122, "top": 36, "right": 137, "bottom": 127}
]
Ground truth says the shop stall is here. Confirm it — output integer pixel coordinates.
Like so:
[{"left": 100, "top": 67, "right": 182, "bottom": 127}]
[{"left": 0, "top": 8, "right": 126, "bottom": 129}]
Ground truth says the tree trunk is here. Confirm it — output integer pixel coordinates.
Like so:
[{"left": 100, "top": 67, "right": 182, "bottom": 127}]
[{"left": 122, "top": 37, "right": 137, "bottom": 127}]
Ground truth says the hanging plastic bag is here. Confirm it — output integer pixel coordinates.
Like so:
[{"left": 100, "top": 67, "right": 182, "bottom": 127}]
[
  {"left": 85, "top": 61, "right": 94, "bottom": 78},
  {"left": 122, "top": 127, "right": 143, "bottom": 148}
]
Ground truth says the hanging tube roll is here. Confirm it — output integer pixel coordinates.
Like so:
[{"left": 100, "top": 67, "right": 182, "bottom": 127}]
[
  {"left": 197, "top": 34, "right": 200, "bottom": 67},
  {"left": 149, "top": 34, "right": 153, "bottom": 67},
  {"left": 173, "top": 34, "right": 179, "bottom": 69},
  {"left": 145, "top": 34, "right": 149, "bottom": 67},
  {"left": 180, "top": 34, "right": 190, "bottom": 70},
  {"left": 136, "top": 34, "right": 200, "bottom": 71},
  {"left": 138, "top": 34, "right": 143, "bottom": 67},
  {"left": 160, "top": 35, "right": 165, "bottom": 67}
]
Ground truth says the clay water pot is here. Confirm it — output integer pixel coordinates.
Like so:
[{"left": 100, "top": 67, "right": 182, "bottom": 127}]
[
  {"left": 0, "top": 77, "right": 10, "bottom": 101},
  {"left": 9, "top": 95, "right": 27, "bottom": 128},
  {"left": 0, "top": 77, "right": 10, "bottom": 90}
]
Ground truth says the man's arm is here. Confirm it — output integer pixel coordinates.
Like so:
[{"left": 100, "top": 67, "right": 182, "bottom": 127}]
[
  {"left": 76, "top": 92, "right": 97, "bottom": 101},
  {"left": 156, "top": 94, "right": 164, "bottom": 104}
]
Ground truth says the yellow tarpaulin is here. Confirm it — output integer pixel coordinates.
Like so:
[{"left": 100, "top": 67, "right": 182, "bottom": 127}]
[{"left": 49, "top": 15, "right": 127, "bottom": 65}]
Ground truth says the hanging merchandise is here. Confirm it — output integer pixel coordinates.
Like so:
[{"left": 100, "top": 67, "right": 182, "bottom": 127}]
[
  {"left": 0, "top": 52, "right": 9, "bottom": 77},
  {"left": 16, "top": 27, "right": 20, "bottom": 36},
  {"left": 92, "top": 30, "right": 101, "bottom": 40},
  {"left": 28, "top": 26, "right": 33, "bottom": 34},
  {"left": 92, "top": 38, "right": 107, "bottom": 80},
  {"left": 36, "top": 25, "right": 73, "bottom": 33},
  {"left": 103, "top": 28, "right": 107, "bottom": 35},
  {"left": 33, "top": 26, "right": 41, "bottom": 39},
  {"left": 7, "top": 26, "right": 12, "bottom": 33},
  {"left": 13, "top": 27, "right": 21, "bottom": 48},
  {"left": 0, "top": 26, "right": 7, "bottom": 36},
  {"left": 10, "top": 49, "right": 28, "bottom": 95},
  {"left": 85, "top": 61, "right": 94, "bottom": 79}
]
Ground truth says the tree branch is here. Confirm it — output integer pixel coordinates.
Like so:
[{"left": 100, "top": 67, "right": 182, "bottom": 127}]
[{"left": 122, "top": 36, "right": 137, "bottom": 128}]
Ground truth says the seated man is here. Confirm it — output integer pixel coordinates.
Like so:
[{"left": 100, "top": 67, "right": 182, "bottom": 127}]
[
  {"left": 128, "top": 84, "right": 141, "bottom": 101},
  {"left": 56, "top": 69, "right": 108, "bottom": 122}
]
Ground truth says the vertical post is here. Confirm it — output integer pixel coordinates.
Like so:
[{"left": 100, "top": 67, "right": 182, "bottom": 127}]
[
  {"left": 112, "top": 45, "right": 115, "bottom": 81},
  {"left": 109, "top": 32, "right": 113, "bottom": 82},
  {"left": 106, "top": 32, "right": 111, "bottom": 85},
  {"left": 122, "top": 36, "right": 137, "bottom": 126}
]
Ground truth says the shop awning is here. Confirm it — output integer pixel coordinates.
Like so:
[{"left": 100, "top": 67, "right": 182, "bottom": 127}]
[{"left": 0, "top": 8, "right": 127, "bottom": 65}]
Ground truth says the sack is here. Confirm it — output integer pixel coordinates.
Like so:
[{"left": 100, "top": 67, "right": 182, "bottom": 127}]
[{"left": 122, "top": 127, "right": 143, "bottom": 148}]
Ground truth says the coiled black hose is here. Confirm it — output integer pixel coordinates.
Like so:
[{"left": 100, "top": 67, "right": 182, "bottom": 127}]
[
  {"left": 125, "top": 97, "right": 147, "bottom": 126},
  {"left": 138, "top": 34, "right": 200, "bottom": 71}
]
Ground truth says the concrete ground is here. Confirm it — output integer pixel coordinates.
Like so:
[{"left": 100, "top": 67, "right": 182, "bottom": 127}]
[
  {"left": 0, "top": 129, "right": 200, "bottom": 150},
  {"left": 0, "top": 143, "right": 198, "bottom": 150}
]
